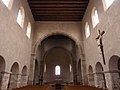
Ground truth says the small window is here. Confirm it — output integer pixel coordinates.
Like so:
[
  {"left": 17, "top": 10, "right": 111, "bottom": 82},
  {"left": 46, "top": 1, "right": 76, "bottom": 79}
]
[
  {"left": 26, "top": 22, "right": 31, "bottom": 39},
  {"left": 92, "top": 7, "right": 99, "bottom": 28},
  {"left": 103, "top": 0, "right": 114, "bottom": 10},
  {"left": 2, "top": 0, "right": 10, "bottom": 7},
  {"left": 44, "top": 64, "right": 46, "bottom": 72},
  {"left": 17, "top": 7, "right": 25, "bottom": 28},
  {"left": 2, "top": 0, "right": 13, "bottom": 9},
  {"left": 55, "top": 65, "right": 60, "bottom": 75},
  {"left": 85, "top": 22, "right": 90, "bottom": 38},
  {"left": 70, "top": 64, "right": 72, "bottom": 72}
]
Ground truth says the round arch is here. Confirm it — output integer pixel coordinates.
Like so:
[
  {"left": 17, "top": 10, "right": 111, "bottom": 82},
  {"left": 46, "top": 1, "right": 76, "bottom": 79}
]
[
  {"left": 33, "top": 32, "right": 82, "bottom": 55},
  {"left": 95, "top": 62, "right": 106, "bottom": 88},
  {"left": 88, "top": 65, "right": 95, "bottom": 86},
  {"left": 8, "top": 62, "right": 19, "bottom": 89},
  {"left": 109, "top": 55, "right": 120, "bottom": 89},
  {"left": 21, "top": 66, "right": 28, "bottom": 87},
  {"left": 22, "top": 66, "right": 27, "bottom": 75}
]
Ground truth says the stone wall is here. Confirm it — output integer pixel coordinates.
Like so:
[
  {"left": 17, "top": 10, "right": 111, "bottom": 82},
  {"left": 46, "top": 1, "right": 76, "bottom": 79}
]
[
  {"left": 82, "top": 0, "right": 120, "bottom": 89},
  {"left": 0, "top": 0, "right": 34, "bottom": 89}
]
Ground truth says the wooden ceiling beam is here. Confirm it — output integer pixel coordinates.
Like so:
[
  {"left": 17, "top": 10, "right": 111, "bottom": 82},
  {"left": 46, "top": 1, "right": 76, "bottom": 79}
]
[
  {"left": 33, "top": 13, "right": 83, "bottom": 16},
  {"left": 31, "top": 7, "right": 86, "bottom": 11},
  {"left": 29, "top": 4, "right": 88, "bottom": 8},
  {"left": 27, "top": 0, "right": 89, "bottom": 21},
  {"left": 28, "top": 1, "right": 89, "bottom": 4},
  {"left": 32, "top": 10, "right": 85, "bottom": 14},
  {"left": 34, "top": 16, "right": 83, "bottom": 21}
]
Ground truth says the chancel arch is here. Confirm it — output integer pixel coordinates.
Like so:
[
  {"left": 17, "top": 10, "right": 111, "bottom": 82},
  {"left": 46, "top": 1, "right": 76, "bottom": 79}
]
[
  {"left": 88, "top": 65, "right": 95, "bottom": 86},
  {"left": 0, "top": 56, "right": 6, "bottom": 89},
  {"left": 95, "top": 62, "right": 106, "bottom": 89},
  {"left": 8, "top": 62, "right": 19, "bottom": 89},
  {"left": 33, "top": 34, "right": 82, "bottom": 85},
  {"left": 109, "top": 55, "right": 120, "bottom": 90},
  {"left": 33, "top": 32, "right": 80, "bottom": 56}
]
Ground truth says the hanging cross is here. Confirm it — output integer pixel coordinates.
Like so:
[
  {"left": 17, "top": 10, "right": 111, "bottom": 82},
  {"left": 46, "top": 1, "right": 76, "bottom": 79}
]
[{"left": 96, "top": 30, "right": 106, "bottom": 65}]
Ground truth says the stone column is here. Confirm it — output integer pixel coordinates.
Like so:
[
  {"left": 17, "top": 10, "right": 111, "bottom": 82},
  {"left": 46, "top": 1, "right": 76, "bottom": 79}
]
[
  {"left": 28, "top": 53, "right": 36, "bottom": 85},
  {"left": 105, "top": 72, "right": 112, "bottom": 90},
  {"left": 1, "top": 72, "right": 11, "bottom": 90},
  {"left": 80, "top": 54, "right": 88, "bottom": 85}
]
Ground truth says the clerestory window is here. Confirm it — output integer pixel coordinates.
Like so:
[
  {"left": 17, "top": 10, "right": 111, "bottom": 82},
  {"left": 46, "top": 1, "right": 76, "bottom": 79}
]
[
  {"left": 17, "top": 7, "right": 25, "bottom": 28},
  {"left": 91, "top": 7, "right": 99, "bottom": 28},
  {"left": 26, "top": 22, "right": 31, "bottom": 39},
  {"left": 85, "top": 22, "right": 90, "bottom": 38}
]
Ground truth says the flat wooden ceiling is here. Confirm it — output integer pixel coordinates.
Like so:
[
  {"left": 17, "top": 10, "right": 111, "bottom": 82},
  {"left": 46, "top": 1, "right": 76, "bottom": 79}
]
[{"left": 28, "top": 0, "right": 89, "bottom": 21}]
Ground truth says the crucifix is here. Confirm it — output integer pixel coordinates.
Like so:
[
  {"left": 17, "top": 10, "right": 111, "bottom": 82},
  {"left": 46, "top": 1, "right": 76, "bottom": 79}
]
[{"left": 96, "top": 30, "right": 106, "bottom": 65}]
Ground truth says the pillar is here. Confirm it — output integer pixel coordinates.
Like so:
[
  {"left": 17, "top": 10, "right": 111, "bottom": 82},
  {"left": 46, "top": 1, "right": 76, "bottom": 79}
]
[
  {"left": 1, "top": 72, "right": 10, "bottom": 90},
  {"left": 28, "top": 53, "right": 36, "bottom": 85}
]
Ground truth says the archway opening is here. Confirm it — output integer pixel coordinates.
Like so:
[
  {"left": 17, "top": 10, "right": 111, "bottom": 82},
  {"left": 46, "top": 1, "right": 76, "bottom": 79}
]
[
  {"left": 21, "top": 66, "right": 28, "bottom": 87},
  {"left": 109, "top": 55, "right": 120, "bottom": 89},
  {"left": 95, "top": 62, "right": 106, "bottom": 88},
  {"left": 44, "top": 47, "right": 73, "bottom": 84},
  {"left": 8, "top": 62, "right": 19, "bottom": 89},
  {"left": 88, "top": 65, "right": 95, "bottom": 86},
  {"left": 0, "top": 56, "right": 5, "bottom": 89},
  {"left": 34, "top": 34, "right": 80, "bottom": 86}
]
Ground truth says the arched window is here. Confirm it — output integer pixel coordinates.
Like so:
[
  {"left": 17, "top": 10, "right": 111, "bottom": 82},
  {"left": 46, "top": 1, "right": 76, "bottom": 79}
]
[
  {"left": 103, "top": 0, "right": 114, "bottom": 10},
  {"left": 55, "top": 65, "right": 60, "bottom": 75},
  {"left": 1, "top": 0, "right": 13, "bottom": 9},
  {"left": 17, "top": 7, "right": 25, "bottom": 28},
  {"left": 70, "top": 64, "right": 72, "bottom": 72},
  {"left": 92, "top": 7, "right": 99, "bottom": 28},
  {"left": 85, "top": 22, "right": 90, "bottom": 38},
  {"left": 26, "top": 22, "right": 31, "bottom": 39},
  {"left": 44, "top": 64, "right": 46, "bottom": 72},
  {"left": 2, "top": 0, "right": 10, "bottom": 7}
]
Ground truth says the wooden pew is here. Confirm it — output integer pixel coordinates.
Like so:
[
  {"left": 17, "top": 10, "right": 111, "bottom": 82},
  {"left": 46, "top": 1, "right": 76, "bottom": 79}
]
[
  {"left": 11, "top": 85, "right": 52, "bottom": 90},
  {"left": 64, "top": 85, "right": 108, "bottom": 90}
]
